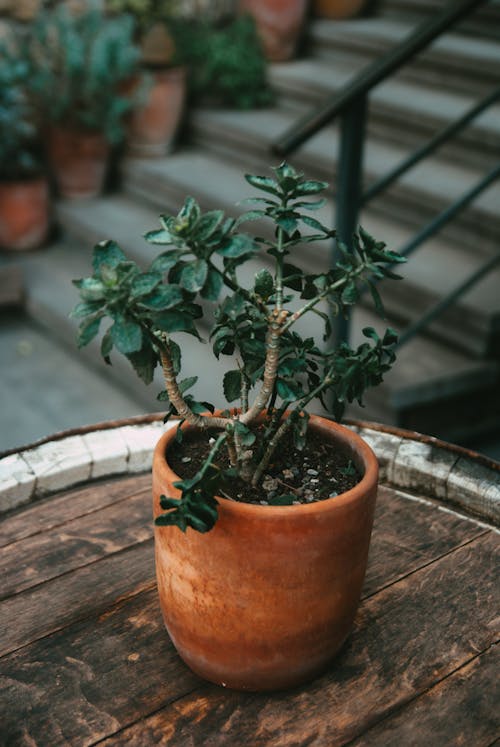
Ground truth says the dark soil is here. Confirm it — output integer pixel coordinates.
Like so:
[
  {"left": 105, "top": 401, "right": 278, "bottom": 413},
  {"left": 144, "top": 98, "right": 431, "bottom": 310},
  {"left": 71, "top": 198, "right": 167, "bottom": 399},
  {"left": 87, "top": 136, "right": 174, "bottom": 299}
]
[{"left": 168, "top": 424, "right": 362, "bottom": 506}]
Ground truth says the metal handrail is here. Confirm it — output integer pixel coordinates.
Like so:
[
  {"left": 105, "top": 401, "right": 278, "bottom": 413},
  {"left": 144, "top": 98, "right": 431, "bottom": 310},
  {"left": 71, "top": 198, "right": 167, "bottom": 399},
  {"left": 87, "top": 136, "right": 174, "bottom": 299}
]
[
  {"left": 272, "top": 0, "right": 489, "bottom": 158},
  {"left": 362, "top": 87, "right": 500, "bottom": 206}
]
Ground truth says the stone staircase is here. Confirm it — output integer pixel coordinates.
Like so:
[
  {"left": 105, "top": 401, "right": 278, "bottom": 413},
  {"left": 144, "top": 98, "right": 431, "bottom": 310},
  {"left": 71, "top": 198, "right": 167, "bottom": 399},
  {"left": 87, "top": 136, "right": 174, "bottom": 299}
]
[{"left": 16, "top": 0, "right": 500, "bottom": 445}]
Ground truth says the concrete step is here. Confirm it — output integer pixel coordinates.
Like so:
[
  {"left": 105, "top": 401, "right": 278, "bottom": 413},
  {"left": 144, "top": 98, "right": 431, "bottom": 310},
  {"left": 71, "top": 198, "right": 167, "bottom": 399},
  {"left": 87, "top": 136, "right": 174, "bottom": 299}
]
[
  {"left": 375, "top": 0, "right": 500, "bottom": 42},
  {"left": 269, "top": 55, "right": 500, "bottom": 172},
  {"left": 308, "top": 17, "right": 500, "bottom": 98},
  {"left": 183, "top": 106, "right": 500, "bottom": 259},
  {"left": 117, "top": 152, "right": 500, "bottom": 357},
  {"left": 50, "top": 190, "right": 500, "bottom": 443},
  {"left": 0, "top": 307, "right": 146, "bottom": 453}
]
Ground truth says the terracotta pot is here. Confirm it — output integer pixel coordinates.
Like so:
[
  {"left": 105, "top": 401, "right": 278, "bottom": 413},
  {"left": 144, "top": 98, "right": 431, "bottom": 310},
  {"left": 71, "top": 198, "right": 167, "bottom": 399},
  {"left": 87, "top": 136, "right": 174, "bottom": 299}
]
[
  {"left": 127, "top": 68, "right": 186, "bottom": 158},
  {"left": 47, "top": 126, "right": 110, "bottom": 199},
  {"left": 239, "top": 0, "right": 308, "bottom": 62},
  {"left": 0, "top": 177, "right": 50, "bottom": 251},
  {"left": 313, "top": 0, "right": 367, "bottom": 19},
  {"left": 152, "top": 414, "right": 378, "bottom": 691}
]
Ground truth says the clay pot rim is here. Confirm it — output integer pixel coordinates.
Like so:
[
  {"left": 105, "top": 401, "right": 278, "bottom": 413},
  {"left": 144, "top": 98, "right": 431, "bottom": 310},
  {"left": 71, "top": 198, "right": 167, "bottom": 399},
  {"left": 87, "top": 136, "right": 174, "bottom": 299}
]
[{"left": 153, "top": 413, "right": 378, "bottom": 519}]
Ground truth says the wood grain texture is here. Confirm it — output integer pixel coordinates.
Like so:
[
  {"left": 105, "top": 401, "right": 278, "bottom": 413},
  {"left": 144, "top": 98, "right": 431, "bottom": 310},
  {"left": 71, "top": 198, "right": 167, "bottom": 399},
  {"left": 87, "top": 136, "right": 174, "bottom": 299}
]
[
  {"left": 362, "top": 486, "right": 485, "bottom": 597},
  {"left": 97, "top": 532, "right": 498, "bottom": 747},
  {"left": 0, "top": 476, "right": 497, "bottom": 747},
  {"left": 348, "top": 643, "right": 500, "bottom": 746},
  {"left": 0, "top": 541, "right": 155, "bottom": 657},
  {"left": 0, "top": 589, "right": 200, "bottom": 747},
  {"left": 0, "top": 487, "right": 151, "bottom": 598},
  {"left": 0, "top": 474, "right": 150, "bottom": 548}
]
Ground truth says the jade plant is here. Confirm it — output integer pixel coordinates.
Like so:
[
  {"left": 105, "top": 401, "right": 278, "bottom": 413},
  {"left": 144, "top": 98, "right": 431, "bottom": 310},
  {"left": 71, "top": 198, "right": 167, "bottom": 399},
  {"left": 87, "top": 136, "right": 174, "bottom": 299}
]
[{"left": 72, "top": 163, "right": 404, "bottom": 532}]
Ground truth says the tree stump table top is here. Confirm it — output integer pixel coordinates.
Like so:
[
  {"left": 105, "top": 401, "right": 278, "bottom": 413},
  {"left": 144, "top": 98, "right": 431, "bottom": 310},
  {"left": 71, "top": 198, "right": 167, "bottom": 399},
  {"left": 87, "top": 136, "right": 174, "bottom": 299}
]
[{"left": 0, "top": 416, "right": 499, "bottom": 746}]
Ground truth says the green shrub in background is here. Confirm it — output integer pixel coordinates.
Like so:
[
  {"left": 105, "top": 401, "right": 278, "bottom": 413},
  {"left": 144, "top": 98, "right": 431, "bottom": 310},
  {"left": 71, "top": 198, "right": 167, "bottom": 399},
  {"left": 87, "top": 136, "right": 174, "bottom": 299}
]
[{"left": 28, "top": 2, "right": 140, "bottom": 144}]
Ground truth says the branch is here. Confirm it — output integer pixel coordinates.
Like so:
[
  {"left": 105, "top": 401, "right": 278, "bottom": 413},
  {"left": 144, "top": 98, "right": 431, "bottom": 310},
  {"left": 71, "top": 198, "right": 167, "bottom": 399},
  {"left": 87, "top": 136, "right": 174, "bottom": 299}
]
[
  {"left": 240, "top": 308, "right": 288, "bottom": 425},
  {"left": 158, "top": 335, "right": 229, "bottom": 430}
]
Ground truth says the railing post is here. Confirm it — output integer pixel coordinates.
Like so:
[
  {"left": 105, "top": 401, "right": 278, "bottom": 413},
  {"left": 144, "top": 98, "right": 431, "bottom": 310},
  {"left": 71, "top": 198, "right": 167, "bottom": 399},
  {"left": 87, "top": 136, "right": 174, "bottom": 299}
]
[{"left": 333, "top": 94, "right": 367, "bottom": 345}]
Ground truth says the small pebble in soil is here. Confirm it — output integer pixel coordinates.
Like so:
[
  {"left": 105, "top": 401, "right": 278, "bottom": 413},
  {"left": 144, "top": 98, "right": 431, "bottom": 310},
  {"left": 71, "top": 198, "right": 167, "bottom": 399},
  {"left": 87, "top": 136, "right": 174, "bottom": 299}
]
[
  {"left": 282, "top": 469, "right": 294, "bottom": 481},
  {"left": 208, "top": 437, "right": 216, "bottom": 445},
  {"left": 181, "top": 456, "right": 191, "bottom": 463},
  {"left": 306, "top": 468, "right": 319, "bottom": 477},
  {"left": 260, "top": 500, "right": 268, "bottom": 505},
  {"left": 309, "top": 478, "right": 319, "bottom": 485},
  {"left": 329, "top": 492, "right": 338, "bottom": 498}
]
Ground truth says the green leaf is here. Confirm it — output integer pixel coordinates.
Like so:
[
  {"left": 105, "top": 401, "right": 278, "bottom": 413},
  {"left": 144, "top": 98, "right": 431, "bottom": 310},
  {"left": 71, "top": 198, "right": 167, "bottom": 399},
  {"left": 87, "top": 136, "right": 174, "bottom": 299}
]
[
  {"left": 223, "top": 369, "right": 242, "bottom": 403},
  {"left": 283, "top": 263, "right": 303, "bottom": 291},
  {"left": 168, "top": 339, "right": 182, "bottom": 375},
  {"left": 179, "top": 376, "right": 198, "bottom": 394},
  {"left": 200, "top": 267, "right": 223, "bottom": 301},
  {"left": 217, "top": 234, "right": 257, "bottom": 259},
  {"left": 101, "top": 329, "right": 113, "bottom": 359},
  {"left": 383, "top": 328, "right": 399, "bottom": 346},
  {"left": 155, "top": 310, "right": 201, "bottom": 338},
  {"left": 144, "top": 228, "right": 174, "bottom": 245},
  {"left": 139, "top": 285, "right": 183, "bottom": 310},
  {"left": 70, "top": 300, "right": 104, "bottom": 319},
  {"left": 92, "top": 240, "right": 126, "bottom": 272},
  {"left": 110, "top": 317, "right": 143, "bottom": 354},
  {"left": 73, "top": 277, "right": 105, "bottom": 302},
  {"left": 130, "top": 272, "right": 162, "bottom": 298},
  {"left": 244, "top": 174, "right": 280, "bottom": 196},
  {"left": 150, "top": 251, "right": 182, "bottom": 274},
  {"left": 127, "top": 344, "right": 157, "bottom": 384},
  {"left": 180, "top": 259, "right": 208, "bottom": 293},
  {"left": 234, "top": 210, "right": 265, "bottom": 228},
  {"left": 194, "top": 210, "right": 224, "bottom": 240},
  {"left": 77, "top": 316, "right": 102, "bottom": 348},
  {"left": 276, "top": 378, "right": 302, "bottom": 401},
  {"left": 300, "top": 215, "right": 331, "bottom": 234},
  {"left": 234, "top": 420, "right": 256, "bottom": 446},
  {"left": 254, "top": 268, "right": 274, "bottom": 298},
  {"left": 294, "top": 180, "right": 328, "bottom": 196},
  {"left": 341, "top": 281, "right": 359, "bottom": 305},
  {"left": 268, "top": 494, "right": 296, "bottom": 506},
  {"left": 368, "top": 281, "right": 385, "bottom": 317}
]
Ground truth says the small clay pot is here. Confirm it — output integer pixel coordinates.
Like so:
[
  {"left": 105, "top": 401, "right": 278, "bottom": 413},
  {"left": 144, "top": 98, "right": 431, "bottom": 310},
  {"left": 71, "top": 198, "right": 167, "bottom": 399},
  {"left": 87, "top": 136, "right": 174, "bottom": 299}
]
[
  {"left": 127, "top": 68, "right": 186, "bottom": 158},
  {"left": 0, "top": 177, "right": 50, "bottom": 251},
  {"left": 239, "top": 0, "right": 308, "bottom": 62},
  {"left": 152, "top": 414, "right": 378, "bottom": 691},
  {"left": 47, "top": 126, "right": 110, "bottom": 199},
  {"left": 313, "top": 0, "right": 367, "bottom": 19}
]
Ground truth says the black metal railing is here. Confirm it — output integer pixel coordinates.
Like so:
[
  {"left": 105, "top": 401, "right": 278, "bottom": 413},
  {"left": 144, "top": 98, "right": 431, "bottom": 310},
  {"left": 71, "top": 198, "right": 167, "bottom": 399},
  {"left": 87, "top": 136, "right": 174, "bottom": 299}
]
[{"left": 272, "top": 0, "right": 499, "bottom": 347}]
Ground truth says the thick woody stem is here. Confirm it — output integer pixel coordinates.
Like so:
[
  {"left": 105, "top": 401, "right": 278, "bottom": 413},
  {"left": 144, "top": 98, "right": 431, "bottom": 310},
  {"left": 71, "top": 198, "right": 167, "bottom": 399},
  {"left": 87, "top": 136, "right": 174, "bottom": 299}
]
[
  {"left": 240, "top": 308, "right": 288, "bottom": 426},
  {"left": 159, "top": 336, "right": 229, "bottom": 430}
]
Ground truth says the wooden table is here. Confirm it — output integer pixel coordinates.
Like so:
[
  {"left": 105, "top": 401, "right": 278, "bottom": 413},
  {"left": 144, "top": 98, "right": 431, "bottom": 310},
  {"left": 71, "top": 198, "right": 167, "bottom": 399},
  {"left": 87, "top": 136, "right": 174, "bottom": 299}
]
[{"left": 1, "top": 417, "right": 499, "bottom": 746}]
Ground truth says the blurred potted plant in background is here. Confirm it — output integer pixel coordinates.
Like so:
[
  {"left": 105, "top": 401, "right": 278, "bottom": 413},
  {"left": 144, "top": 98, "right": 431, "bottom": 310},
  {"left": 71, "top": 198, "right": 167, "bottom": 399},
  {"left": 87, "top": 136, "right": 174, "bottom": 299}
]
[
  {"left": 28, "top": 2, "right": 140, "bottom": 198},
  {"left": 239, "top": 0, "right": 308, "bottom": 62},
  {"left": 107, "top": 0, "right": 188, "bottom": 157},
  {"left": 0, "top": 37, "right": 50, "bottom": 251},
  {"left": 313, "top": 0, "right": 368, "bottom": 19},
  {"left": 179, "top": 13, "right": 274, "bottom": 109}
]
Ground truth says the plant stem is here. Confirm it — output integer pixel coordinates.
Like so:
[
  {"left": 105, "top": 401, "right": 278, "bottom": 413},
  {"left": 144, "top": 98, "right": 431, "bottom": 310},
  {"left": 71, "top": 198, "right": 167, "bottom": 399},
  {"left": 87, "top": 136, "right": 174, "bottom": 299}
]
[
  {"left": 251, "top": 369, "right": 335, "bottom": 487},
  {"left": 240, "top": 308, "right": 287, "bottom": 425},
  {"left": 158, "top": 334, "right": 229, "bottom": 430},
  {"left": 275, "top": 225, "right": 285, "bottom": 312}
]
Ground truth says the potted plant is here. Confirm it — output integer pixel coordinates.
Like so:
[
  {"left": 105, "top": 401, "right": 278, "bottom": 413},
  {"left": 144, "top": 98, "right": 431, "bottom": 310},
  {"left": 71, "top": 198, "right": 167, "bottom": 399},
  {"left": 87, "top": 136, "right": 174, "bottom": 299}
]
[
  {"left": 28, "top": 3, "right": 140, "bottom": 198},
  {"left": 313, "top": 0, "right": 368, "bottom": 19},
  {"left": 72, "top": 162, "right": 405, "bottom": 691},
  {"left": 181, "top": 14, "right": 274, "bottom": 110},
  {"left": 107, "top": 0, "right": 188, "bottom": 157},
  {"left": 239, "top": 0, "right": 308, "bottom": 62},
  {"left": 0, "top": 40, "right": 50, "bottom": 251}
]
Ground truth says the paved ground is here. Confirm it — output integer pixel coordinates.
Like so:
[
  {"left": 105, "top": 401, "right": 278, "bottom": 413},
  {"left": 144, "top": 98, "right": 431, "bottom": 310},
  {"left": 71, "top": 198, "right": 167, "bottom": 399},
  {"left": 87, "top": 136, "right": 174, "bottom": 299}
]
[{"left": 0, "top": 311, "right": 147, "bottom": 452}]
